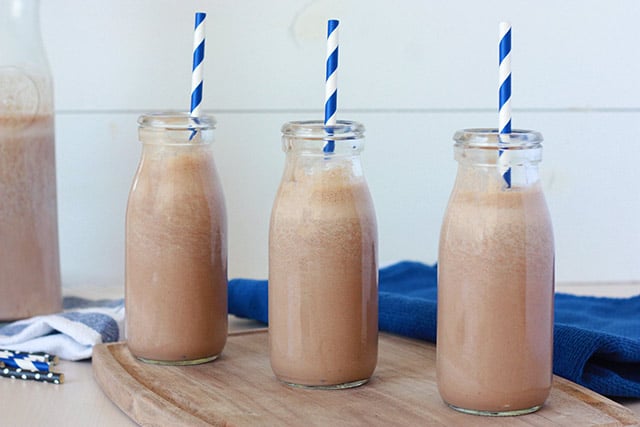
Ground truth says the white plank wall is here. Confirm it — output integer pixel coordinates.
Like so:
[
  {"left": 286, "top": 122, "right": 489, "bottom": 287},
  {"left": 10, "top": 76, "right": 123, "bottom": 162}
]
[{"left": 39, "top": 1, "right": 640, "bottom": 286}]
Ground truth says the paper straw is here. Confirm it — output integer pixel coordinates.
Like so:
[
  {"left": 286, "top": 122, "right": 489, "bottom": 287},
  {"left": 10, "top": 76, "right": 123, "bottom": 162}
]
[
  {"left": 0, "top": 349, "right": 58, "bottom": 365},
  {"left": 0, "top": 366, "right": 64, "bottom": 384},
  {"left": 323, "top": 19, "right": 339, "bottom": 153},
  {"left": 498, "top": 21, "right": 512, "bottom": 188},
  {"left": 0, "top": 356, "right": 52, "bottom": 372},
  {"left": 190, "top": 12, "right": 206, "bottom": 118}
]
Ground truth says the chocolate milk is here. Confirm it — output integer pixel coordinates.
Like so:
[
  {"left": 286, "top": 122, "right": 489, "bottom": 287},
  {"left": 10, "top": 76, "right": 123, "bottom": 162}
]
[
  {"left": 269, "top": 160, "right": 378, "bottom": 388},
  {"left": 126, "top": 121, "right": 227, "bottom": 364},
  {"left": 0, "top": 114, "right": 61, "bottom": 320},
  {"left": 437, "top": 185, "right": 554, "bottom": 414}
]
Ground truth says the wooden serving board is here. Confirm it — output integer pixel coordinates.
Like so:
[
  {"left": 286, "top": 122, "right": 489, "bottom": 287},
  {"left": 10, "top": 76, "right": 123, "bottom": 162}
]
[{"left": 93, "top": 330, "right": 639, "bottom": 426}]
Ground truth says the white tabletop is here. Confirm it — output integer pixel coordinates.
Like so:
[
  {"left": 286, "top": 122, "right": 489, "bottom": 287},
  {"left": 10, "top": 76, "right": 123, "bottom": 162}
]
[{"left": 0, "top": 283, "right": 638, "bottom": 426}]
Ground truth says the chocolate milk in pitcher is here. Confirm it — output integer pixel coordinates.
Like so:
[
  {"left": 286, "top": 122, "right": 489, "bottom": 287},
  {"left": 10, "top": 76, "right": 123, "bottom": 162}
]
[{"left": 0, "top": 0, "right": 61, "bottom": 320}]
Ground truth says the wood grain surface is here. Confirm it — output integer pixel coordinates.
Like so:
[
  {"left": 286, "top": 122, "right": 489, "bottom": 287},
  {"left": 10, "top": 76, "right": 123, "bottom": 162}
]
[{"left": 92, "top": 330, "right": 640, "bottom": 426}]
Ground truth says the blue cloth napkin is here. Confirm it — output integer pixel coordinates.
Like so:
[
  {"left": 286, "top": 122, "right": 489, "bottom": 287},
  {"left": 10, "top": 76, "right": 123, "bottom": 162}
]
[{"left": 228, "top": 261, "right": 640, "bottom": 398}]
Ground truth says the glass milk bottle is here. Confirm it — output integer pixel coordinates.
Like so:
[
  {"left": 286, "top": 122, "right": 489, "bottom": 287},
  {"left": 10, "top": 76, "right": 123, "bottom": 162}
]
[
  {"left": 0, "top": 0, "right": 62, "bottom": 320},
  {"left": 269, "top": 120, "right": 378, "bottom": 389},
  {"left": 126, "top": 113, "right": 228, "bottom": 365},
  {"left": 436, "top": 129, "right": 554, "bottom": 416}
]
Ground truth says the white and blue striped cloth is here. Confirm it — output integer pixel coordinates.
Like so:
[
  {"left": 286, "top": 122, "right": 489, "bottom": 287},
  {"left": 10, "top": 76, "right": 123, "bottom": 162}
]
[{"left": 0, "top": 297, "right": 124, "bottom": 361}]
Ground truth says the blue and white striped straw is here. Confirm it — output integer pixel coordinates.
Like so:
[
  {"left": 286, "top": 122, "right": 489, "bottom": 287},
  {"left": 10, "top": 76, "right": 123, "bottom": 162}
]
[
  {"left": 0, "top": 355, "right": 51, "bottom": 372},
  {"left": 0, "top": 349, "right": 57, "bottom": 364},
  {"left": 498, "top": 21, "right": 512, "bottom": 188},
  {"left": 190, "top": 12, "right": 206, "bottom": 118},
  {"left": 323, "top": 19, "right": 339, "bottom": 153}
]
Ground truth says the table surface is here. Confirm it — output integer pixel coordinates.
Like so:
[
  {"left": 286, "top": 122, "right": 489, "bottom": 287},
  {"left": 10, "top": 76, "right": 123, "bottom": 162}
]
[{"left": 0, "top": 282, "right": 638, "bottom": 427}]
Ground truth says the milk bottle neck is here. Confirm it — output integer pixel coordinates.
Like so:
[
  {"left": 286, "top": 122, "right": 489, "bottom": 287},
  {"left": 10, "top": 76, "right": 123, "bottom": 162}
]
[
  {"left": 281, "top": 120, "right": 366, "bottom": 178},
  {"left": 453, "top": 128, "right": 544, "bottom": 190},
  {"left": 138, "top": 113, "right": 216, "bottom": 147},
  {"left": 282, "top": 120, "right": 365, "bottom": 155}
]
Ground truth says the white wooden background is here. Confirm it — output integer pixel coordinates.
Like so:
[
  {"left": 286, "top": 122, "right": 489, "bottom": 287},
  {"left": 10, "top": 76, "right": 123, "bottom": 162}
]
[{"left": 39, "top": 0, "right": 640, "bottom": 287}]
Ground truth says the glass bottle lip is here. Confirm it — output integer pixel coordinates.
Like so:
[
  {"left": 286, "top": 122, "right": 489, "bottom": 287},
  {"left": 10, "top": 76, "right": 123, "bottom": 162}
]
[
  {"left": 137, "top": 112, "right": 216, "bottom": 131},
  {"left": 453, "top": 128, "right": 543, "bottom": 149},
  {"left": 281, "top": 120, "right": 364, "bottom": 141}
]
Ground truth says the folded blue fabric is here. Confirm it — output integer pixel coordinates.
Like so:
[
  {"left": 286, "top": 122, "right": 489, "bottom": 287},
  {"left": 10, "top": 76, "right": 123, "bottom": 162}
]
[
  {"left": 228, "top": 261, "right": 640, "bottom": 398},
  {"left": 554, "top": 293, "right": 640, "bottom": 397}
]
